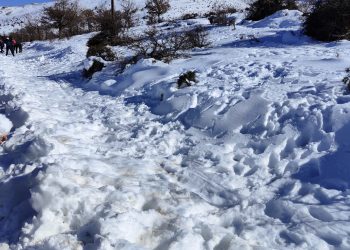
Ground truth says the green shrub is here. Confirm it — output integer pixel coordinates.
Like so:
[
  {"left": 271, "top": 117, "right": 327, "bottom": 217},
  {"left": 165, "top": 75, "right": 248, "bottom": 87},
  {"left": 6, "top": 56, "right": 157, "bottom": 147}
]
[{"left": 304, "top": 0, "right": 350, "bottom": 41}]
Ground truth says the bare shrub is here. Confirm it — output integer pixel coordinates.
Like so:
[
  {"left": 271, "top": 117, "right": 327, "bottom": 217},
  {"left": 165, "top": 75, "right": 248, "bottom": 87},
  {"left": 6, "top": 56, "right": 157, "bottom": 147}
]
[
  {"left": 126, "top": 25, "right": 209, "bottom": 66},
  {"left": 145, "top": 0, "right": 170, "bottom": 24},
  {"left": 11, "top": 14, "right": 65, "bottom": 42},
  {"left": 181, "top": 13, "right": 198, "bottom": 20},
  {"left": 206, "top": 3, "right": 237, "bottom": 26},
  {"left": 41, "top": 0, "right": 81, "bottom": 39},
  {"left": 120, "top": 0, "right": 138, "bottom": 29},
  {"left": 131, "top": 27, "right": 178, "bottom": 62},
  {"left": 80, "top": 9, "right": 99, "bottom": 32},
  {"left": 183, "top": 26, "right": 210, "bottom": 48}
]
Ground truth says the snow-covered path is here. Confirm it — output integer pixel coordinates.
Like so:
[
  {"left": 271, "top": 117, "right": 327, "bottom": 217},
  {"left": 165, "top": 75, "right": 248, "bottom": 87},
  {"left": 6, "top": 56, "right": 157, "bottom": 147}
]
[
  {"left": 0, "top": 47, "right": 196, "bottom": 249},
  {"left": 1, "top": 10, "right": 350, "bottom": 250}
]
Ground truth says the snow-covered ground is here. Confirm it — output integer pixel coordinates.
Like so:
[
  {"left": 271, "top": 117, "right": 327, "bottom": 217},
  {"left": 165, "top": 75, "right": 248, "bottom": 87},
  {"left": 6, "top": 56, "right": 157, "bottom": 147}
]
[{"left": 0, "top": 6, "right": 349, "bottom": 250}]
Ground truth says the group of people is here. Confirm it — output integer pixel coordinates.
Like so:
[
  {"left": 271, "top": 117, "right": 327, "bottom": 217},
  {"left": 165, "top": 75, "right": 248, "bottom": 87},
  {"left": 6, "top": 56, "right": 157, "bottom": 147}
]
[{"left": 0, "top": 37, "right": 22, "bottom": 57}]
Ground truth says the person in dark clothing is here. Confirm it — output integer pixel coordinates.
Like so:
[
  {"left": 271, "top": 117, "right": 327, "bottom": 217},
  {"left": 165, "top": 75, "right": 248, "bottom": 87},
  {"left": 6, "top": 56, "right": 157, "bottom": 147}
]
[
  {"left": 4, "top": 37, "right": 15, "bottom": 56},
  {"left": 14, "top": 42, "right": 22, "bottom": 53},
  {"left": 0, "top": 38, "right": 4, "bottom": 53}
]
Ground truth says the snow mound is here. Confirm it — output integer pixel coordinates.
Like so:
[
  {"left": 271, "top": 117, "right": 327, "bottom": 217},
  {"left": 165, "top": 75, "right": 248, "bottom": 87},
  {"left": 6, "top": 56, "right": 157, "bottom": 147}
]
[
  {"left": 251, "top": 10, "right": 303, "bottom": 29},
  {"left": 0, "top": 114, "right": 12, "bottom": 135}
]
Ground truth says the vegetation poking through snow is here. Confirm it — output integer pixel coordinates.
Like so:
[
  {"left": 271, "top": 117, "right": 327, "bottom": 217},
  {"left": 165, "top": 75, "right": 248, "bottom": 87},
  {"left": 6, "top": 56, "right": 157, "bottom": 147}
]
[
  {"left": 86, "top": 44, "right": 115, "bottom": 61},
  {"left": 177, "top": 71, "right": 197, "bottom": 88},
  {"left": 247, "top": 0, "right": 298, "bottom": 21},
  {"left": 183, "top": 26, "right": 210, "bottom": 48},
  {"left": 83, "top": 59, "right": 105, "bottom": 78},
  {"left": 206, "top": 3, "right": 237, "bottom": 26},
  {"left": 127, "top": 25, "right": 209, "bottom": 65},
  {"left": 181, "top": 13, "right": 199, "bottom": 20}
]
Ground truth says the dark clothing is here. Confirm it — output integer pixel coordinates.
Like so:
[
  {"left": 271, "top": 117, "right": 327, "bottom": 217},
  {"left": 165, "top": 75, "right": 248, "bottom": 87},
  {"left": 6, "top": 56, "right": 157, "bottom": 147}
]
[
  {"left": 15, "top": 43, "right": 22, "bottom": 53},
  {"left": 4, "top": 39, "right": 14, "bottom": 56},
  {"left": 0, "top": 40, "right": 4, "bottom": 53}
]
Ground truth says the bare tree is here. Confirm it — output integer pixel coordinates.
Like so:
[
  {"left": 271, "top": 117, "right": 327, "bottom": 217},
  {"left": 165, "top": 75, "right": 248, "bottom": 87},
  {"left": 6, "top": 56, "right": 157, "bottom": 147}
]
[
  {"left": 121, "top": 0, "right": 138, "bottom": 29},
  {"left": 81, "top": 9, "right": 98, "bottom": 32},
  {"left": 41, "top": 0, "right": 81, "bottom": 39},
  {"left": 145, "top": 0, "right": 170, "bottom": 24}
]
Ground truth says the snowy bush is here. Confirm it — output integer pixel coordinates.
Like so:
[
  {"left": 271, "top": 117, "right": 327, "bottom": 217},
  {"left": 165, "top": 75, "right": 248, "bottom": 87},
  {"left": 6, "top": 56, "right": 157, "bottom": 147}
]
[
  {"left": 247, "top": 0, "right": 298, "bottom": 21},
  {"left": 304, "top": 0, "right": 350, "bottom": 41},
  {"left": 177, "top": 71, "right": 197, "bottom": 88}
]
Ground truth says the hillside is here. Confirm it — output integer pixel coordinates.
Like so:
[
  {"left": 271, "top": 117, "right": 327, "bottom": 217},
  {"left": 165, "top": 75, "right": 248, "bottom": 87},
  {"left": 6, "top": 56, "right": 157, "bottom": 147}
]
[
  {"left": 0, "top": 0, "right": 253, "bottom": 34},
  {"left": 0, "top": 1, "right": 350, "bottom": 250}
]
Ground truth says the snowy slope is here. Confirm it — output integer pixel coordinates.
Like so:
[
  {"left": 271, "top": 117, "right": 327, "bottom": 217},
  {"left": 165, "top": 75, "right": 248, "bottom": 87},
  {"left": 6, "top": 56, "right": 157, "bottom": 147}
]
[
  {"left": 0, "top": 0, "right": 252, "bottom": 34},
  {"left": 0, "top": 5, "right": 350, "bottom": 250},
  {"left": 0, "top": 0, "right": 106, "bottom": 34}
]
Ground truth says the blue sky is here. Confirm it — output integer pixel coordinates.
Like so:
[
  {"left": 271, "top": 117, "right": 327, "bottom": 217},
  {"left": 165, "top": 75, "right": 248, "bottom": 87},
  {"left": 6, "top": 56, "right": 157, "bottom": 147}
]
[{"left": 0, "top": 0, "right": 52, "bottom": 6}]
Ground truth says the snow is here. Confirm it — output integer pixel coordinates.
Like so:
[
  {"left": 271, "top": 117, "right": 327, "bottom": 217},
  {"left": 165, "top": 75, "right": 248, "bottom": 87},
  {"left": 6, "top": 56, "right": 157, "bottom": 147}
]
[
  {"left": 0, "top": 4, "right": 349, "bottom": 250},
  {"left": 0, "top": 114, "right": 12, "bottom": 135}
]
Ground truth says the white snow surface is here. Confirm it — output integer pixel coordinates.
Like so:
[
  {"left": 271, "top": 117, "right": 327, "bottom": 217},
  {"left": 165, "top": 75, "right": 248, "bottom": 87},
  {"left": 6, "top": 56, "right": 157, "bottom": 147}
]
[
  {"left": 0, "top": 114, "right": 12, "bottom": 135},
  {"left": 0, "top": 8, "right": 349, "bottom": 250}
]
